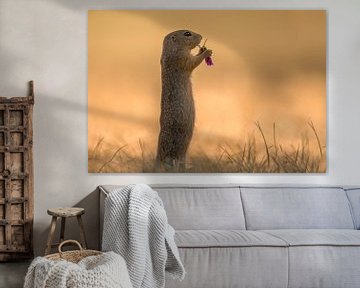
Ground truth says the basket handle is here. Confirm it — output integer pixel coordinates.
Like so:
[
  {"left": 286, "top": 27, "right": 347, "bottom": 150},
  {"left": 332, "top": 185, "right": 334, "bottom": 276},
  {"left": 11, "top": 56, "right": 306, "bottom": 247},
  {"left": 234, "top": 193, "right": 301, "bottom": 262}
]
[{"left": 58, "top": 240, "right": 83, "bottom": 255}]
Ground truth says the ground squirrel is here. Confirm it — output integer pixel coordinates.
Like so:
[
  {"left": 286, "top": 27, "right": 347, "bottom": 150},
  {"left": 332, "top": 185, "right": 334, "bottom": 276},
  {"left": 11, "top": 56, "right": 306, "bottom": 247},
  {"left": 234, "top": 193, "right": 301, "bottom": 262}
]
[{"left": 156, "top": 30, "right": 213, "bottom": 171}]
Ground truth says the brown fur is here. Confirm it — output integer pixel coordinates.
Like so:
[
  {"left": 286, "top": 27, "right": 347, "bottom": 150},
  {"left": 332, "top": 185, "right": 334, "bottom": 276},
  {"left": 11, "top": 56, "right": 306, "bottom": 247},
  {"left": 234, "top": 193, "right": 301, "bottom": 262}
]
[{"left": 156, "top": 30, "right": 212, "bottom": 171}]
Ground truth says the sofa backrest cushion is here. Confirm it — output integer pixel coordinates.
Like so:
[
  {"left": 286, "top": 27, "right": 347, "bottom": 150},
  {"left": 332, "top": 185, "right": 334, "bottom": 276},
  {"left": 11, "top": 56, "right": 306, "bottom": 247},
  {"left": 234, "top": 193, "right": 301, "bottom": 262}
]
[
  {"left": 345, "top": 188, "right": 360, "bottom": 229},
  {"left": 240, "top": 187, "right": 355, "bottom": 230},
  {"left": 153, "top": 185, "right": 246, "bottom": 230}
]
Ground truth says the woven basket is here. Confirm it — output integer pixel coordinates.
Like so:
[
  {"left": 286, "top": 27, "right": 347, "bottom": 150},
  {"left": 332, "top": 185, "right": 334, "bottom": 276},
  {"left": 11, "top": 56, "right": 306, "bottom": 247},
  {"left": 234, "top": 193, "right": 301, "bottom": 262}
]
[{"left": 45, "top": 240, "right": 102, "bottom": 263}]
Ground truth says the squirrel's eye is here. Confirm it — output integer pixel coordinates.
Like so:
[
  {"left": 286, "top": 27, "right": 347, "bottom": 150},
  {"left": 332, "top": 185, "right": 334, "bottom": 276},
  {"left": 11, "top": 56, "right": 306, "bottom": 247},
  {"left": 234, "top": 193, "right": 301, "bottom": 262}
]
[{"left": 184, "top": 31, "right": 192, "bottom": 37}]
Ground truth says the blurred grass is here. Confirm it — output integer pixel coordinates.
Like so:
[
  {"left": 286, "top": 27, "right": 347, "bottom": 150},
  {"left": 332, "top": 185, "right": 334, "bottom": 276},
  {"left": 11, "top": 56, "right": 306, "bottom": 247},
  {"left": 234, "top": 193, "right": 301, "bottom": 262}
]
[{"left": 88, "top": 122, "right": 326, "bottom": 173}]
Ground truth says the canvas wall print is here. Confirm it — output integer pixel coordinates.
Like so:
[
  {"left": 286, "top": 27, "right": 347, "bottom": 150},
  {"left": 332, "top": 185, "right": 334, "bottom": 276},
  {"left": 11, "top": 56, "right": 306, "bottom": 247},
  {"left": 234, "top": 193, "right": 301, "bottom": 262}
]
[{"left": 88, "top": 10, "right": 326, "bottom": 173}]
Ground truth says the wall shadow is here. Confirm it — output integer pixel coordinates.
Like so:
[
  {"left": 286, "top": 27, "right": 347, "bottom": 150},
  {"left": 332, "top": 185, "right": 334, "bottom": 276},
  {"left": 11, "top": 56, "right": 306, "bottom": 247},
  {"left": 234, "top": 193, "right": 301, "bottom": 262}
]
[{"left": 37, "top": 188, "right": 100, "bottom": 256}]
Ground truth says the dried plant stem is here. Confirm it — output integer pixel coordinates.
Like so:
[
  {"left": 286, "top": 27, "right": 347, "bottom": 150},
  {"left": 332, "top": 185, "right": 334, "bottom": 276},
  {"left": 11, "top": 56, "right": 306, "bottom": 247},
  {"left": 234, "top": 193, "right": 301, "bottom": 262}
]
[
  {"left": 97, "top": 145, "right": 127, "bottom": 172},
  {"left": 90, "top": 137, "right": 104, "bottom": 159},
  {"left": 255, "top": 121, "right": 270, "bottom": 166},
  {"left": 308, "top": 120, "right": 323, "bottom": 158},
  {"left": 273, "top": 122, "right": 278, "bottom": 156},
  {"left": 139, "top": 139, "right": 146, "bottom": 170}
]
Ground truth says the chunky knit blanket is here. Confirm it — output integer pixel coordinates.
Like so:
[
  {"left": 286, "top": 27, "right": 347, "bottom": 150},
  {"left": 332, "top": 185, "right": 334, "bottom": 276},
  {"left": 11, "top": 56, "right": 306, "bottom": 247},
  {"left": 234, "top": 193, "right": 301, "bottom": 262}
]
[
  {"left": 24, "top": 251, "right": 132, "bottom": 288},
  {"left": 102, "top": 184, "right": 185, "bottom": 288}
]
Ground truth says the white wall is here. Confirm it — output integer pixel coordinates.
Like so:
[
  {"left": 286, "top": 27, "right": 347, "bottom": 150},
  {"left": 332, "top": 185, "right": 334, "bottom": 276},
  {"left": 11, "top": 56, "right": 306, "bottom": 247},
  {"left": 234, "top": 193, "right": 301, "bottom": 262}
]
[{"left": 0, "top": 0, "right": 360, "bottom": 256}]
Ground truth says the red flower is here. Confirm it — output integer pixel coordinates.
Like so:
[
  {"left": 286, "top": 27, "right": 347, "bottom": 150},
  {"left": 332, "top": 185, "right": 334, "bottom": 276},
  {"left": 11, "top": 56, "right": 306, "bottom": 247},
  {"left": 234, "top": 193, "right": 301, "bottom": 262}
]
[{"left": 205, "top": 56, "right": 214, "bottom": 66}]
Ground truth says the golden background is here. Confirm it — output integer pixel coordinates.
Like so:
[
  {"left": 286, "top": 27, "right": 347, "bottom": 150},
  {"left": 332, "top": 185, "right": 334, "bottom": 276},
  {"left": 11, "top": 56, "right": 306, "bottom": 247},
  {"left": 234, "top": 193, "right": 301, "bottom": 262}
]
[{"left": 88, "top": 10, "right": 326, "bottom": 172}]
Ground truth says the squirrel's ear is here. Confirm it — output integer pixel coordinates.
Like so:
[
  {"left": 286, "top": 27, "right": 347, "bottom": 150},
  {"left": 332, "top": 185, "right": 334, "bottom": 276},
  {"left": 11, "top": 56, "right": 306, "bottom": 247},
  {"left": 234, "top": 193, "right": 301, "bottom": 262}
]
[{"left": 171, "top": 35, "right": 176, "bottom": 42}]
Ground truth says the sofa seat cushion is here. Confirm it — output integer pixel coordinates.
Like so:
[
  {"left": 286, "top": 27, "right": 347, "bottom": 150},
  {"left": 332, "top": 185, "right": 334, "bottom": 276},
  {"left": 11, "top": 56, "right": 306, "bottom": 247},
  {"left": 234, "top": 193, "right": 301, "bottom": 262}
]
[
  {"left": 166, "top": 246, "right": 289, "bottom": 288},
  {"left": 175, "top": 230, "right": 288, "bottom": 248},
  {"left": 262, "top": 229, "right": 360, "bottom": 246},
  {"left": 260, "top": 230, "right": 360, "bottom": 288}
]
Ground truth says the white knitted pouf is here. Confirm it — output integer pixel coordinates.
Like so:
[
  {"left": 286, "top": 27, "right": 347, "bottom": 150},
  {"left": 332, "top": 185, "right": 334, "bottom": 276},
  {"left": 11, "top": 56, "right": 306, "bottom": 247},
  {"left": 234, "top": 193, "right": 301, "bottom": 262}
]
[{"left": 24, "top": 251, "right": 133, "bottom": 288}]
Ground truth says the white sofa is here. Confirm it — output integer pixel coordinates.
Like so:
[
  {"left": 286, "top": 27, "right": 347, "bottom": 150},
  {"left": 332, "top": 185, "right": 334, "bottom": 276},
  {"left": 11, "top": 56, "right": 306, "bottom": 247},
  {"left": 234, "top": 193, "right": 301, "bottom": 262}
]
[{"left": 99, "top": 185, "right": 360, "bottom": 288}]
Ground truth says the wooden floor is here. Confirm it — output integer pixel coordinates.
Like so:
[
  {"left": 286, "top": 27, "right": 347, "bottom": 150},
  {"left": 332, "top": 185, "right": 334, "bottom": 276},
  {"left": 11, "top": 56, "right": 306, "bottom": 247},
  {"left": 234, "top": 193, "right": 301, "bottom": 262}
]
[{"left": 0, "top": 261, "right": 30, "bottom": 288}]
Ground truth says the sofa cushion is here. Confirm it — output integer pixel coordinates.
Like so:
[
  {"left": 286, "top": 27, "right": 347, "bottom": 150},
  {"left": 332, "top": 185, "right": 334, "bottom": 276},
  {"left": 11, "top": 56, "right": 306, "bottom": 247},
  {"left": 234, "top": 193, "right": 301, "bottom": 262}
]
[
  {"left": 287, "top": 246, "right": 360, "bottom": 288},
  {"left": 165, "top": 247, "right": 288, "bottom": 288},
  {"left": 153, "top": 186, "right": 246, "bottom": 230},
  {"left": 241, "top": 187, "right": 355, "bottom": 230},
  {"left": 260, "top": 230, "right": 360, "bottom": 288},
  {"left": 345, "top": 188, "right": 360, "bottom": 229},
  {"left": 262, "top": 229, "right": 360, "bottom": 246},
  {"left": 175, "top": 230, "right": 288, "bottom": 248},
  {"left": 100, "top": 185, "right": 246, "bottom": 230}
]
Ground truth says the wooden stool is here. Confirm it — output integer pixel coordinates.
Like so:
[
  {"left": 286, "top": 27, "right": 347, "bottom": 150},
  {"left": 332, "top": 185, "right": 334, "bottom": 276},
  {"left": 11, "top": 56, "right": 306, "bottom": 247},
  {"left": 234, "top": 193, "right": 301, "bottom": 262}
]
[{"left": 45, "top": 207, "right": 87, "bottom": 255}]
